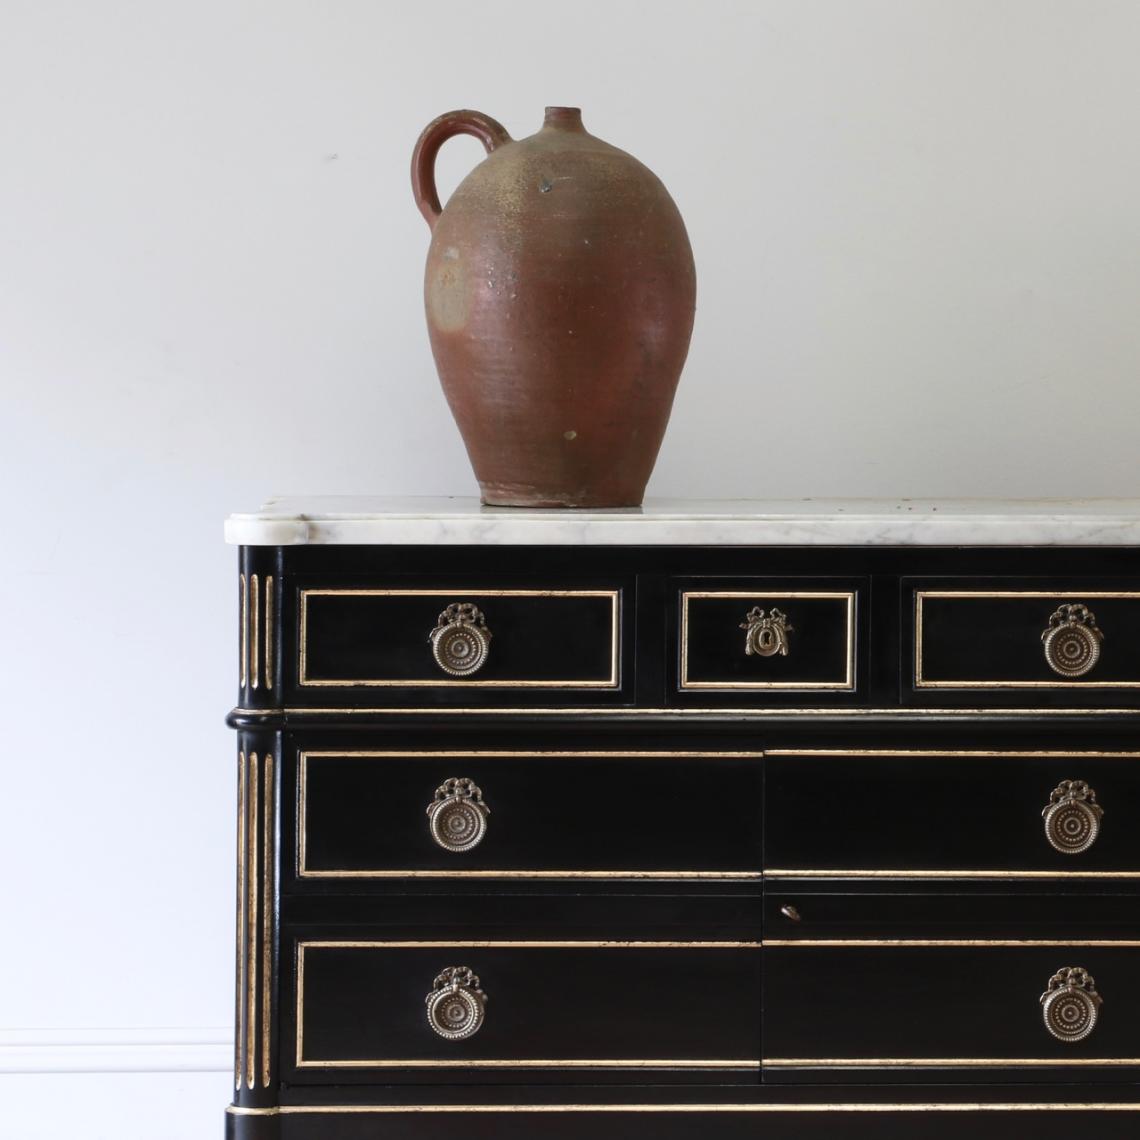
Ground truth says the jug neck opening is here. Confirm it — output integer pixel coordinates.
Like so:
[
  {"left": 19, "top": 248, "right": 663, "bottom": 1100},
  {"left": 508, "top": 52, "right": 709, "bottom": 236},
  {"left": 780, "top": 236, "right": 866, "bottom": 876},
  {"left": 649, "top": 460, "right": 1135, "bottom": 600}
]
[{"left": 543, "top": 106, "right": 584, "bottom": 131}]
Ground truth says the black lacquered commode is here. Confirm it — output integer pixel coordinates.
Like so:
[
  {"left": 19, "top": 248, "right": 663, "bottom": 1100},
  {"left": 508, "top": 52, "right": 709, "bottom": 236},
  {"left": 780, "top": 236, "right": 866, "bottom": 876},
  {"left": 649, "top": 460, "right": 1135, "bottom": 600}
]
[{"left": 225, "top": 498, "right": 1140, "bottom": 1140}]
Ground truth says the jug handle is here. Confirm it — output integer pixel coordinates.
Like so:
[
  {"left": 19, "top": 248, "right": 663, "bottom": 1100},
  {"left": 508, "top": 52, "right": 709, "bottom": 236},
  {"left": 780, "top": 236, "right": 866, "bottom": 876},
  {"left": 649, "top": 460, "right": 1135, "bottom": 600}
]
[{"left": 412, "top": 110, "right": 512, "bottom": 230}]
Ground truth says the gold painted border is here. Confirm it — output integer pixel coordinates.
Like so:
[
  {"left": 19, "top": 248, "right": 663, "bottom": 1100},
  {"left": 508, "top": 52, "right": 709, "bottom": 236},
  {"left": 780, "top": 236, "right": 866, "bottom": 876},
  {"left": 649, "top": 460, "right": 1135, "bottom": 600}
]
[
  {"left": 261, "top": 753, "right": 274, "bottom": 1089},
  {"left": 297, "top": 1059, "right": 761, "bottom": 1070},
  {"left": 245, "top": 752, "right": 258, "bottom": 1091},
  {"left": 302, "top": 870, "right": 762, "bottom": 879},
  {"left": 238, "top": 575, "right": 247, "bottom": 689},
  {"left": 764, "top": 939, "right": 1140, "bottom": 947},
  {"left": 915, "top": 590, "right": 1140, "bottom": 689},
  {"left": 295, "top": 939, "right": 759, "bottom": 1070},
  {"left": 228, "top": 1103, "right": 1140, "bottom": 1116},
  {"left": 264, "top": 576, "right": 274, "bottom": 691},
  {"left": 234, "top": 751, "right": 246, "bottom": 1091},
  {"left": 767, "top": 749, "right": 1140, "bottom": 757},
  {"left": 764, "top": 1058, "right": 1140, "bottom": 1068},
  {"left": 765, "top": 751, "right": 1140, "bottom": 878},
  {"left": 250, "top": 575, "right": 260, "bottom": 690},
  {"left": 766, "top": 868, "right": 1140, "bottom": 878},
  {"left": 300, "top": 940, "right": 760, "bottom": 949},
  {"left": 234, "top": 704, "right": 1140, "bottom": 717},
  {"left": 298, "top": 589, "right": 621, "bottom": 688},
  {"left": 680, "top": 591, "right": 856, "bottom": 691},
  {"left": 298, "top": 750, "right": 764, "bottom": 880}
]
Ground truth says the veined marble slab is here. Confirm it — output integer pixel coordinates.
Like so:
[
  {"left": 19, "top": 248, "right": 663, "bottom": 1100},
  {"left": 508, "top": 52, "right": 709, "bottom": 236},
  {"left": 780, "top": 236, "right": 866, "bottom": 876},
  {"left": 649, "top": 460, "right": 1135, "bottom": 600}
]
[{"left": 224, "top": 497, "right": 1140, "bottom": 547}]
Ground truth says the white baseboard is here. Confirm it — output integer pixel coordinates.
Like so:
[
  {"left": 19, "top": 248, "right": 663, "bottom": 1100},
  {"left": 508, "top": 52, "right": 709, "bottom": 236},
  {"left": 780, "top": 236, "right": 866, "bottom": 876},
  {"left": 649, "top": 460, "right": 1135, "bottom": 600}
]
[{"left": 0, "top": 1028, "right": 232, "bottom": 1073}]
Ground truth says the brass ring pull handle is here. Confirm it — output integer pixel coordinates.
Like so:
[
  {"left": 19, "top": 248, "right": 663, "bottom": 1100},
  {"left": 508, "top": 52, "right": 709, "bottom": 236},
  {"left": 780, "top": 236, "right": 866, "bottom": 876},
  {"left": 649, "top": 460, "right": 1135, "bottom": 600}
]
[
  {"left": 427, "top": 778, "right": 490, "bottom": 852},
  {"left": 740, "top": 606, "right": 793, "bottom": 658},
  {"left": 430, "top": 603, "right": 492, "bottom": 676},
  {"left": 1042, "top": 604, "right": 1103, "bottom": 677},
  {"left": 1044, "top": 775, "right": 1103, "bottom": 857},
  {"left": 1040, "top": 967, "right": 1101, "bottom": 1043},
  {"left": 1042, "top": 780, "right": 1103, "bottom": 855},
  {"left": 425, "top": 967, "right": 487, "bottom": 1040}
]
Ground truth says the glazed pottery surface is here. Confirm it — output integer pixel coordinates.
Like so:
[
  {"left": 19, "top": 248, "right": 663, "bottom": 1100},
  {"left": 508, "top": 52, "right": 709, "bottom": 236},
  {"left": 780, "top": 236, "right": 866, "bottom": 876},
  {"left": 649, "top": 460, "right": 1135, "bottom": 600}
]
[{"left": 412, "top": 106, "right": 696, "bottom": 507}]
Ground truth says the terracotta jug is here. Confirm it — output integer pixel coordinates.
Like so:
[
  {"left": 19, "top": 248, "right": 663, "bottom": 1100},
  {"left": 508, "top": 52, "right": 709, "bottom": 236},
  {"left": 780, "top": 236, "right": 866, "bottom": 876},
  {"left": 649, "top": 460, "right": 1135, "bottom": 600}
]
[{"left": 412, "top": 106, "right": 696, "bottom": 508}]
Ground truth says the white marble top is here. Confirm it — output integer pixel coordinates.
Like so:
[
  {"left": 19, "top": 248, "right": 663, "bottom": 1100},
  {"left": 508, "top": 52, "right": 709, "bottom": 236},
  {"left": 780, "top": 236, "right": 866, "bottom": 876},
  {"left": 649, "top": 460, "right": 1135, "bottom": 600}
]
[{"left": 224, "top": 497, "right": 1140, "bottom": 546}]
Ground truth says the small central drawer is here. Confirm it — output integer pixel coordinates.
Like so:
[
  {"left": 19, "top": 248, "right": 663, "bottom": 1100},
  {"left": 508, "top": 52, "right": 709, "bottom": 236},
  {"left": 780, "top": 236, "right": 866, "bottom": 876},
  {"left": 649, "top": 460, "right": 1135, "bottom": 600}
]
[
  {"left": 673, "top": 578, "right": 864, "bottom": 703},
  {"left": 297, "top": 749, "right": 763, "bottom": 881},
  {"left": 290, "top": 938, "right": 761, "bottom": 1081},
  {"left": 296, "top": 583, "right": 625, "bottom": 698},
  {"left": 765, "top": 750, "right": 1140, "bottom": 873}
]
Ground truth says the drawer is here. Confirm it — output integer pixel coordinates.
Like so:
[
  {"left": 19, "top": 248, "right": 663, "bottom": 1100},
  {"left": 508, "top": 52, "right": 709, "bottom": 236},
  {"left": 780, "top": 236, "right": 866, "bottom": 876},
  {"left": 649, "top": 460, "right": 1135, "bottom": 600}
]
[
  {"left": 763, "top": 884, "right": 1140, "bottom": 941},
  {"left": 765, "top": 750, "right": 1140, "bottom": 872},
  {"left": 910, "top": 583, "right": 1140, "bottom": 702},
  {"left": 295, "top": 582, "right": 627, "bottom": 701},
  {"left": 763, "top": 941, "right": 1140, "bottom": 1077},
  {"left": 289, "top": 938, "right": 761, "bottom": 1080},
  {"left": 296, "top": 749, "right": 763, "bottom": 880},
  {"left": 674, "top": 579, "right": 863, "bottom": 702}
]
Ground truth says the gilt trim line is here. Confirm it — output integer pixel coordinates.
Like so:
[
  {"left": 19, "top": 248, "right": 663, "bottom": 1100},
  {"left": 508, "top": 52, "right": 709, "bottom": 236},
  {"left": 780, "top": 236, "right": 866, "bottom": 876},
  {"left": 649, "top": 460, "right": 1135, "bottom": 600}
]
[
  {"left": 261, "top": 752, "right": 273, "bottom": 1089},
  {"left": 250, "top": 575, "right": 259, "bottom": 690},
  {"left": 245, "top": 752, "right": 258, "bottom": 1091},
  {"left": 301, "top": 750, "right": 768, "bottom": 757},
  {"left": 680, "top": 591, "right": 856, "bottom": 691},
  {"left": 298, "top": 870, "right": 762, "bottom": 880},
  {"left": 916, "top": 590, "right": 1140, "bottom": 689},
  {"left": 299, "top": 940, "right": 760, "bottom": 949},
  {"left": 264, "top": 576, "right": 273, "bottom": 691},
  {"left": 765, "top": 939, "right": 1140, "bottom": 947},
  {"left": 767, "top": 749, "right": 1140, "bottom": 757},
  {"left": 298, "top": 751, "right": 765, "bottom": 878},
  {"left": 234, "top": 751, "right": 245, "bottom": 1091},
  {"left": 298, "top": 588, "right": 620, "bottom": 689},
  {"left": 764, "top": 1058, "right": 1140, "bottom": 1067},
  {"left": 766, "top": 869, "right": 1140, "bottom": 879},
  {"left": 294, "top": 1059, "right": 762, "bottom": 1070},
  {"left": 233, "top": 705, "right": 1140, "bottom": 717},
  {"left": 227, "top": 1103, "right": 1140, "bottom": 1116},
  {"left": 238, "top": 576, "right": 247, "bottom": 689},
  {"left": 294, "top": 940, "right": 758, "bottom": 1069}
]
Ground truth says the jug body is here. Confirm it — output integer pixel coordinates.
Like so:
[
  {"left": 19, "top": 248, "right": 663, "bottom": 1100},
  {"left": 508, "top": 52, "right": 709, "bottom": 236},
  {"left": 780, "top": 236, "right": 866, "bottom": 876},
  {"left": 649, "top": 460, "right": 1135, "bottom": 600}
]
[{"left": 413, "top": 106, "right": 696, "bottom": 508}]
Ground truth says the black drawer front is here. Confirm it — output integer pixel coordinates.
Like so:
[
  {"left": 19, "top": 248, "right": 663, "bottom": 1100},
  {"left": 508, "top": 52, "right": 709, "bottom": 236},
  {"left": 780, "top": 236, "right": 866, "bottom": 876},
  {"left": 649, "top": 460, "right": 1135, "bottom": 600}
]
[
  {"left": 674, "top": 580, "right": 861, "bottom": 700},
  {"left": 765, "top": 751, "right": 1140, "bottom": 872},
  {"left": 763, "top": 944, "right": 1140, "bottom": 1070},
  {"left": 298, "top": 751, "right": 763, "bottom": 879},
  {"left": 291, "top": 940, "right": 761, "bottom": 1075},
  {"left": 297, "top": 585, "right": 624, "bottom": 695},
  {"left": 911, "top": 585, "right": 1140, "bottom": 700}
]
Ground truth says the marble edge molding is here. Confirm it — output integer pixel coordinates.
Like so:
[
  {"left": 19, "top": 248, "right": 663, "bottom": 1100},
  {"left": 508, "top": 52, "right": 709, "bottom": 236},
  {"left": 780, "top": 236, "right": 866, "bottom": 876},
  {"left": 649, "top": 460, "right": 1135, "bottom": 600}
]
[{"left": 223, "top": 497, "right": 1140, "bottom": 547}]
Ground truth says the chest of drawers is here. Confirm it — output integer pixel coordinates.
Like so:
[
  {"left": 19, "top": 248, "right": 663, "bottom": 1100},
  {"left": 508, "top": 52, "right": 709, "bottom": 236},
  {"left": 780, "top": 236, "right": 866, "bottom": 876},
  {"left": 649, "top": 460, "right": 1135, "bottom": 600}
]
[{"left": 224, "top": 498, "right": 1140, "bottom": 1139}]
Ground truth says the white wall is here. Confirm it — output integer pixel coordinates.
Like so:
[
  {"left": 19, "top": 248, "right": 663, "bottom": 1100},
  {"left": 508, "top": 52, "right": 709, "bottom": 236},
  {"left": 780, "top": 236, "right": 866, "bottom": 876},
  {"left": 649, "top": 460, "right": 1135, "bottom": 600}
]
[{"left": 2, "top": 1, "right": 1139, "bottom": 1135}]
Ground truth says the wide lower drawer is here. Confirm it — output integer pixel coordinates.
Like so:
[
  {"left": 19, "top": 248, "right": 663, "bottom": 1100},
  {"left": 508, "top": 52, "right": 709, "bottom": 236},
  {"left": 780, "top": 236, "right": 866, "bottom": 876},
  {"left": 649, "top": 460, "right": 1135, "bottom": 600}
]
[
  {"left": 765, "top": 750, "right": 1140, "bottom": 872},
  {"left": 763, "top": 943, "right": 1140, "bottom": 1075},
  {"left": 296, "top": 750, "right": 763, "bottom": 880},
  {"left": 289, "top": 939, "right": 761, "bottom": 1079}
]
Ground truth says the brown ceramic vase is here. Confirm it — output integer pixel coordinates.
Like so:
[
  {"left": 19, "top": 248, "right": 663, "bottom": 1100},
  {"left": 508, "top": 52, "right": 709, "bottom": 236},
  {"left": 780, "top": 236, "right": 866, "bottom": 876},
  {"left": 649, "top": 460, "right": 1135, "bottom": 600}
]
[{"left": 411, "top": 106, "right": 696, "bottom": 507}]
